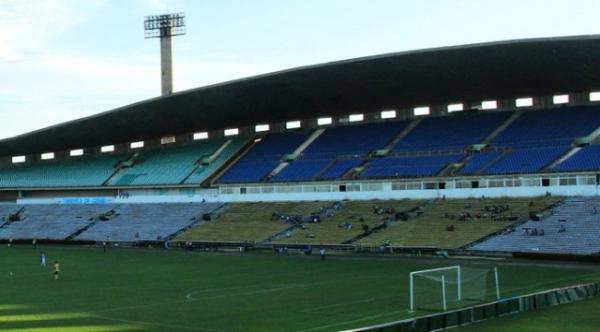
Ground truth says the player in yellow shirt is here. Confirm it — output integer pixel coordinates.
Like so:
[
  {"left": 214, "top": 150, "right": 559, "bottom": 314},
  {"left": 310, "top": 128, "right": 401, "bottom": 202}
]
[{"left": 53, "top": 261, "right": 60, "bottom": 280}]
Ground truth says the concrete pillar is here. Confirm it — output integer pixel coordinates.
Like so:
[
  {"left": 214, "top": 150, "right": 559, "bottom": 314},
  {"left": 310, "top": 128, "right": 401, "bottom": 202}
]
[{"left": 160, "top": 35, "right": 173, "bottom": 96}]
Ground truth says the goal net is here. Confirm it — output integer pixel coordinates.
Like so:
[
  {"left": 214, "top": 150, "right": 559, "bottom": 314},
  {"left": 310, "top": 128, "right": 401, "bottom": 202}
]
[{"left": 409, "top": 265, "right": 499, "bottom": 311}]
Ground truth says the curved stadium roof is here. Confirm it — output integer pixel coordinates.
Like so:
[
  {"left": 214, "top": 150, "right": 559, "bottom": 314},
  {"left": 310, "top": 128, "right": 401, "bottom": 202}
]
[{"left": 2, "top": 34, "right": 600, "bottom": 156}]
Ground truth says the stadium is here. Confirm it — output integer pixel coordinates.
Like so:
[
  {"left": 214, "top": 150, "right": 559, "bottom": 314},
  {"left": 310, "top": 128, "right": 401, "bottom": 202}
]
[{"left": 3, "top": 11, "right": 600, "bottom": 331}]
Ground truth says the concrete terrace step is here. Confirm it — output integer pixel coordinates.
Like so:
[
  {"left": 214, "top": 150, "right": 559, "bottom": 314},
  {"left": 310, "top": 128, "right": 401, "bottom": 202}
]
[{"left": 470, "top": 196, "right": 600, "bottom": 255}]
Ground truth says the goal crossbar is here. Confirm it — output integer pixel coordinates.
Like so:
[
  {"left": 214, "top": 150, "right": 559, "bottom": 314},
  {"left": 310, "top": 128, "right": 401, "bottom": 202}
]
[
  {"left": 409, "top": 265, "right": 461, "bottom": 311},
  {"left": 409, "top": 265, "right": 500, "bottom": 311}
]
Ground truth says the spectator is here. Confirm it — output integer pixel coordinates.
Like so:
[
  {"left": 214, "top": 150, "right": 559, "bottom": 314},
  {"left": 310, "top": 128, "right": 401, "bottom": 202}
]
[
  {"left": 39, "top": 251, "right": 46, "bottom": 267},
  {"left": 559, "top": 225, "right": 566, "bottom": 233},
  {"left": 305, "top": 244, "right": 312, "bottom": 255}
]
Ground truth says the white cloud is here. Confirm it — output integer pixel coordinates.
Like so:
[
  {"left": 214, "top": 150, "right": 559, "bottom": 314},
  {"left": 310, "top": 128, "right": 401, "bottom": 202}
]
[
  {"left": 0, "top": 46, "right": 288, "bottom": 138},
  {"left": 0, "top": 0, "right": 289, "bottom": 139},
  {"left": 0, "top": 0, "right": 104, "bottom": 61}
]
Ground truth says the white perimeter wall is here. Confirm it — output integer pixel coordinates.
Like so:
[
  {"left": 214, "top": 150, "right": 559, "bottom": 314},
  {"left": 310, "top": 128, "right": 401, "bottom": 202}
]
[{"left": 16, "top": 182, "right": 600, "bottom": 205}]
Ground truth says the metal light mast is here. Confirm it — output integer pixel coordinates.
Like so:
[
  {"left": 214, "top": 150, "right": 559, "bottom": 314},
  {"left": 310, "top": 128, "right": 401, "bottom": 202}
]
[{"left": 144, "top": 13, "right": 186, "bottom": 96}]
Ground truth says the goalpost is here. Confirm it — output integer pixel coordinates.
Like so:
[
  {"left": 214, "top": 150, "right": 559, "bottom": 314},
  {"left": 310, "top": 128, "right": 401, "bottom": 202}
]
[{"left": 409, "top": 265, "right": 500, "bottom": 311}]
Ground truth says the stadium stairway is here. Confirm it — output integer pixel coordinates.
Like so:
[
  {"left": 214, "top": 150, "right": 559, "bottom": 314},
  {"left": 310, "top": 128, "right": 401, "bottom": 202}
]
[
  {"left": 107, "top": 142, "right": 232, "bottom": 186},
  {"left": 451, "top": 155, "right": 473, "bottom": 175},
  {"left": 74, "top": 203, "right": 224, "bottom": 241},
  {"left": 480, "top": 110, "right": 523, "bottom": 145},
  {"left": 270, "top": 200, "right": 425, "bottom": 245},
  {"left": 258, "top": 223, "right": 301, "bottom": 244},
  {"left": 584, "top": 123, "right": 600, "bottom": 144},
  {"left": 207, "top": 138, "right": 257, "bottom": 186},
  {"left": 545, "top": 146, "right": 581, "bottom": 171},
  {"left": 469, "top": 196, "right": 600, "bottom": 254},
  {"left": 341, "top": 201, "right": 431, "bottom": 244},
  {"left": 383, "top": 118, "right": 422, "bottom": 151},
  {"left": 262, "top": 202, "right": 349, "bottom": 244},
  {"left": 344, "top": 120, "right": 420, "bottom": 179},
  {"left": 311, "top": 158, "right": 339, "bottom": 180},
  {"left": 102, "top": 153, "right": 139, "bottom": 186},
  {"left": 549, "top": 126, "right": 600, "bottom": 173},
  {"left": 0, "top": 205, "right": 23, "bottom": 229},
  {"left": 185, "top": 138, "right": 248, "bottom": 185},
  {"left": 219, "top": 132, "right": 315, "bottom": 184},
  {"left": 345, "top": 161, "right": 369, "bottom": 179},
  {"left": 483, "top": 145, "right": 571, "bottom": 174},
  {"left": 180, "top": 140, "right": 233, "bottom": 184},
  {"left": 265, "top": 129, "right": 325, "bottom": 179},
  {"left": 166, "top": 202, "right": 227, "bottom": 240},
  {"left": 65, "top": 206, "right": 119, "bottom": 240},
  {"left": 0, "top": 203, "right": 226, "bottom": 242},
  {"left": 474, "top": 150, "right": 510, "bottom": 175},
  {"left": 438, "top": 155, "right": 468, "bottom": 176},
  {"left": 266, "top": 129, "right": 325, "bottom": 180},
  {"left": 461, "top": 198, "right": 561, "bottom": 249},
  {"left": 0, "top": 205, "right": 111, "bottom": 240},
  {"left": 392, "top": 111, "right": 512, "bottom": 153},
  {"left": 271, "top": 121, "right": 412, "bottom": 182},
  {"left": 553, "top": 144, "right": 600, "bottom": 172}
]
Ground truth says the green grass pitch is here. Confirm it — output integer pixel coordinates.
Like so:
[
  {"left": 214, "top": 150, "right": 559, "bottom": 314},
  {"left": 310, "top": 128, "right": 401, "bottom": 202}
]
[
  {"left": 454, "top": 295, "right": 600, "bottom": 332},
  {"left": 0, "top": 245, "right": 598, "bottom": 332}
]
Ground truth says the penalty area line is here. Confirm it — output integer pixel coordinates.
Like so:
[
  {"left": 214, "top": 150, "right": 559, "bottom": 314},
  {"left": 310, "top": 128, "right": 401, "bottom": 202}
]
[
  {"left": 296, "top": 310, "right": 407, "bottom": 332},
  {"left": 90, "top": 314, "right": 226, "bottom": 332}
]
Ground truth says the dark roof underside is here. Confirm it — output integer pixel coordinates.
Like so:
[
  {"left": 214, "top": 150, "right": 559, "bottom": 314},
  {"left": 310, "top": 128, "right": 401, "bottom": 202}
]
[{"left": 2, "top": 35, "right": 600, "bottom": 156}]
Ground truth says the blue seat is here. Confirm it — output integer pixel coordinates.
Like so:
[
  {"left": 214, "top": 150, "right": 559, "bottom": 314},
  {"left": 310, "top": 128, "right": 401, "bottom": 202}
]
[
  {"left": 269, "top": 121, "right": 410, "bottom": 182},
  {"left": 218, "top": 132, "right": 310, "bottom": 183},
  {"left": 484, "top": 146, "right": 568, "bottom": 174},
  {"left": 459, "top": 151, "right": 501, "bottom": 175},
  {"left": 555, "top": 145, "right": 600, "bottom": 171},
  {"left": 395, "top": 111, "right": 512, "bottom": 152},
  {"left": 360, "top": 154, "right": 464, "bottom": 178}
]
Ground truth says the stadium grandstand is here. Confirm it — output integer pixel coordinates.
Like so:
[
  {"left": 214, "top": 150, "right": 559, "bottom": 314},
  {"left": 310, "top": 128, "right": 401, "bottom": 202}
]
[
  {"left": 2, "top": 35, "right": 600, "bottom": 248},
  {"left": 4, "top": 34, "right": 600, "bottom": 332}
]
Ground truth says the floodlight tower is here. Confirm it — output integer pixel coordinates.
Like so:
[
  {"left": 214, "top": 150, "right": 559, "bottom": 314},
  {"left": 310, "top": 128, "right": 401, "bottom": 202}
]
[{"left": 144, "top": 13, "right": 186, "bottom": 96}]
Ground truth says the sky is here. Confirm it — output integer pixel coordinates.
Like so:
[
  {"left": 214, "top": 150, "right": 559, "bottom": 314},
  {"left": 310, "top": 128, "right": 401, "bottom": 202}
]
[{"left": 0, "top": 0, "right": 599, "bottom": 139}]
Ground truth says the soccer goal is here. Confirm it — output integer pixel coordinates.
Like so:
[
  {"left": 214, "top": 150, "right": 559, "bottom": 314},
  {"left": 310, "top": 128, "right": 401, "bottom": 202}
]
[{"left": 409, "top": 265, "right": 500, "bottom": 311}]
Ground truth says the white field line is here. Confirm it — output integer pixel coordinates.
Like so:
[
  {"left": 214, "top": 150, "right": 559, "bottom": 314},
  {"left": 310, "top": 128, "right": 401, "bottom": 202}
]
[
  {"left": 300, "top": 295, "right": 399, "bottom": 313},
  {"left": 90, "top": 314, "right": 226, "bottom": 332},
  {"left": 297, "top": 310, "right": 408, "bottom": 332},
  {"left": 185, "top": 285, "right": 256, "bottom": 299},
  {"left": 92, "top": 271, "right": 597, "bottom": 319},
  {"left": 295, "top": 272, "right": 600, "bottom": 331},
  {"left": 92, "top": 275, "right": 377, "bottom": 314}
]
